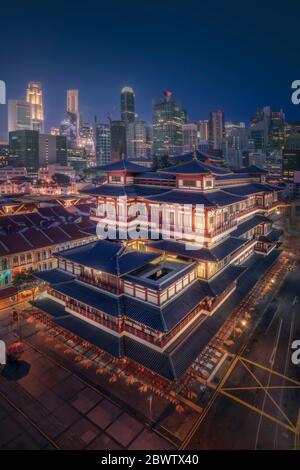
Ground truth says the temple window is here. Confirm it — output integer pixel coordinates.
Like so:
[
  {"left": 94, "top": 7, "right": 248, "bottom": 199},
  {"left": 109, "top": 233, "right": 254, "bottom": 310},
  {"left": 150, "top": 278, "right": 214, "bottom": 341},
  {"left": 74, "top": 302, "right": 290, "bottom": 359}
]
[
  {"left": 181, "top": 179, "right": 197, "bottom": 188},
  {"left": 111, "top": 175, "right": 121, "bottom": 183},
  {"left": 197, "top": 263, "right": 206, "bottom": 278}
]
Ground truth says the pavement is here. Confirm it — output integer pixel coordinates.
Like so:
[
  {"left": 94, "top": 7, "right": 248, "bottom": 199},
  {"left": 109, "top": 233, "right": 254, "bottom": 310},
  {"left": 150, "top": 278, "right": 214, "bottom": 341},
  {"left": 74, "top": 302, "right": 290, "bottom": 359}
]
[{"left": 0, "top": 317, "right": 178, "bottom": 450}]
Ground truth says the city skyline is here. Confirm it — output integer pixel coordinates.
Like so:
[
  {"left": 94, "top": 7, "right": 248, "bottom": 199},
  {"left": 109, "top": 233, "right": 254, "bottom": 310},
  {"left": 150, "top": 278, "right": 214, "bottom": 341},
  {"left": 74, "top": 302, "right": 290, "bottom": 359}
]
[{"left": 1, "top": 1, "right": 300, "bottom": 139}]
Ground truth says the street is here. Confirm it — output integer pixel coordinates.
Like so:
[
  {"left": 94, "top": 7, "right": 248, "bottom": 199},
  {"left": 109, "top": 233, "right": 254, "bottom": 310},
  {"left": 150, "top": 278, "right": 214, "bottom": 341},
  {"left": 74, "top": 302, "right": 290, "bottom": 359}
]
[{"left": 185, "top": 261, "right": 300, "bottom": 450}]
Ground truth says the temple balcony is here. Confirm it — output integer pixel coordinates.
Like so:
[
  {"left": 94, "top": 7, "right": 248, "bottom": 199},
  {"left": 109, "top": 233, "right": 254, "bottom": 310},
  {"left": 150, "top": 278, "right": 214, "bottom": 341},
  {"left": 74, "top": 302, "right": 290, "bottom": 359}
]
[{"left": 78, "top": 274, "right": 122, "bottom": 295}]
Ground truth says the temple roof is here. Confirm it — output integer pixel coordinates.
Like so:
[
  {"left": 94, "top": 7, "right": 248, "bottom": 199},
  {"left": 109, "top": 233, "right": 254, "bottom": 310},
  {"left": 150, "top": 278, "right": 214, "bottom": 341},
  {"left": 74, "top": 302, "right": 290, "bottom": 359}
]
[
  {"left": 204, "top": 264, "right": 246, "bottom": 296},
  {"left": 234, "top": 165, "right": 268, "bottom": 175},
  {"left": 144, "top": 189, "right": 246, "bottom": 206},
  {"left": 159, "top": 159, "right": 230, "bottom": 176},
  {"left": 258, "top": 228, "right": 282, "bottom": 243},
  {"left": 232, "top": 215, "right": 271, "bottom": 237},
  {"left": 169, "top": 150, "right": 223, "bottom": 163},
  {"left": 147, "top": 236, "right": 249, "bottom": 262},
  {"left": 95, "top": 160, "right": 147, "bottom": 173},
  {"left": 80, "top": 184, "right": 169, "bottom": 198},
  {"left": 57, "top": 240, "right": 161, "bottom": 276},
  {"left": 35, "top": 271, "right": 209, "bottom": 331},
  {"left": 223, "top": 183, "right": 279, "bottom": 197}
]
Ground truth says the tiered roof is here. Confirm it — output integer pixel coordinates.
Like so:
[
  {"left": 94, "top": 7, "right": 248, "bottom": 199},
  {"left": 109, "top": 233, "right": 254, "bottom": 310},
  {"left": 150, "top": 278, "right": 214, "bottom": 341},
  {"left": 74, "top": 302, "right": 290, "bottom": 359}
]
[
  {"left": 58, "top": 239, "right": 161, "bottom": 276},
  {"left": 96, "top": 160, "right": 147, "bottom": 173}
]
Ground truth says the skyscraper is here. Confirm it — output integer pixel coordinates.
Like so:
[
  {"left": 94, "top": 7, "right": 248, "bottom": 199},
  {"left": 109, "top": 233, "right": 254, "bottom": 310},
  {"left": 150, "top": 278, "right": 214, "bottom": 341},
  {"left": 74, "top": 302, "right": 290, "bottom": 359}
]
[
  {"left": 9, "top": 130, "right": 39, "bottom": 171},
  {"left": 78, "top": 122, "right": 95, "bottom": 154},
  {"left": 209, "top": 110, "right": 225, "bottom": 152},
  {"left": 182, "top": 123, "right": 198, "bottom": 153},
  {"left": 110, "top": 120, "right": 127, "bottom": 162},
  {"left": 8, "top": 99, "right": 32, "bottom": 133},
  {"left": 121, "top": 86, "right": 135, "bottom": 124},
  {"left": 152, "top": 91, "right": 186, "bottom": 156},
  {"left": 26, "top": 81, "right": 44, "bottom": 133},
  {"left": 60, "top": 112, "right": 78, "bottom": 149},
  {"left": 198, "top": 120, "right": 209, "bottom": 141},
  {"left": 67, "top": 89, "right": 79, "bottom": 114},
  {"left": 127, "top": 120, "right": 152, "bottom": 159},
  {"left": 95, "top": 123, "right": 111, "bottom": 166},
  {"left": 66, "top": 89, "right": 80, "bottom": 143}
]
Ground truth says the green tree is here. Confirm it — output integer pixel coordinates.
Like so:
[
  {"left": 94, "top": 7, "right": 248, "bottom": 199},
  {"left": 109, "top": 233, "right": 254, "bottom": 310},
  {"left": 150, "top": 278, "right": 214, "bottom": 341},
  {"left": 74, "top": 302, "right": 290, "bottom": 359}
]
[{"left": 12, "top": 271, "right": 40, "bottom": 301}]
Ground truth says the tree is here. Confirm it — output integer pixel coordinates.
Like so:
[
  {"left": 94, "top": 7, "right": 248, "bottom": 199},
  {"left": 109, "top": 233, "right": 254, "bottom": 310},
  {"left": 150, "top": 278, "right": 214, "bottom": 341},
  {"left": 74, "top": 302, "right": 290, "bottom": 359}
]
[
  {"left": 152, "top": 153, "right": 159, "bottom": 171},
  {"left": 152, "top": 153, "right": 171, "bottom": 170},
  {"left": 159, "top": 154, "right": 171, "bottom": 169},
  {"left": 12, "top": 271, "right": 41, "bottom": 301}
]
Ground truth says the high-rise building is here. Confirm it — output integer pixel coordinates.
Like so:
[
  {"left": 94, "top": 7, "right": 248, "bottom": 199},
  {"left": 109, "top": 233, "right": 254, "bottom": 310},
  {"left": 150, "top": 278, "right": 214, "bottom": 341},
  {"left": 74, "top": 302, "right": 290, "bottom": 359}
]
[
  {"left": 110, "top": 120, "right": 127, "bottom": 162},
  {"left": 78, "top": 122, "right": 95, "bottom": 154},
  {"left": 9, "top": 130, "right": 67, "bottom": 171},
  {"left": 182, "top": 123, "right": 198, "bottom": 153},
  {"left": 121, "top": 86, "right": 135, "bottom": 124},
  {"left": 39, "top": 134, "right": 68, "bottom": 167},
  {"left": 127, "top": 120, "right": 152, "bottom": 159},
  {"left": 224, "top": 121, "right": 247, "bottom": 169},
  {"left": 209, "top": 110, "right": 225, "bottom": 152},
  {"left": 284, "top": 122, "right": 300, "bottom": 149},
  {"left": 250, "top": 107, "right": 285, "bottom": 152},
  {"left": 26, "top": 81, "right": 44, "bottom": 133},
  {"left": 270, "top": 110, "right": 285, "bottom": 150},
  {"left": 198, "top": 120, "right": 209, "bottom": 142},
  {"left": 152, "top": 91, "right": 186, "bottom": 156},
  {"left": 95, "top": 123, "right": 111, "bottom": 166},
  {"left": 60, "top": 112, "right": 78, "bottom": 149},
  {"left": 67, "top": 89, "right": 79, "bottom": 114},
  {"left": 66, "top": 89, "right": 80, "bottom": 142},
  {"left": 283, "top": 123, "right": 300, "bottom": 195},
  {"left": 55, "top": 135, "right": 68, "bottom": 166},
  {"left": 9, "top": 130, "right": 39, "bottom": 171},
  {"left": 39, "top": 134, "right": 58, "bottom": 167},
  {"left": 8, "top": 99, "right": 32, "bottom": 133}
]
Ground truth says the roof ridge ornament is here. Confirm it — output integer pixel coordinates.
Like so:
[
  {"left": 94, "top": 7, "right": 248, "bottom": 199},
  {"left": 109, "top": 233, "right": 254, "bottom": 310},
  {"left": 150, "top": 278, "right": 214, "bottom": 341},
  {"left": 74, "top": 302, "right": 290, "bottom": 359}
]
[{"left": 192, "top": 147, "right": 198, "bottom": 161}]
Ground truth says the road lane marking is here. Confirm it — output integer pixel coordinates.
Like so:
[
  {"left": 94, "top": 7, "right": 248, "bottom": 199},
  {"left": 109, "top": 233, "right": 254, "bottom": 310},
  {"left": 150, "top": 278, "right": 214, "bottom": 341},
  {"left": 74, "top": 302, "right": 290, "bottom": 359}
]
[{"left": 219, "top": 390, "right": 295, "bottom": 434}]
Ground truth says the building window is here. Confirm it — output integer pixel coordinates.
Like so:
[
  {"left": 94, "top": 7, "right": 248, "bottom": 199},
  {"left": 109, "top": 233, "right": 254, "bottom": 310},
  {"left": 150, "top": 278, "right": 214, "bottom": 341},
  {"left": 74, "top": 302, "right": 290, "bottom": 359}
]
[
  {"left": 182, "top": 179, "right": 197, "bottom": 187},
  {"left": 1, "top": 258, "right": 8, "bottom": 270},
  {"left": 111, "top": 175, "right": 121, "bottom": 183},
  {"left": 205, "top": 180, "right": 212, "bottom": 188}
]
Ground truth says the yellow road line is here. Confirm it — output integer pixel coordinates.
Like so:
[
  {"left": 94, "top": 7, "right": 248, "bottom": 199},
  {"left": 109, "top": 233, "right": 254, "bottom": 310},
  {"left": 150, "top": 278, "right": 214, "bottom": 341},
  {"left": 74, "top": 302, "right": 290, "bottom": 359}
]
[
  {"left": 180, "top": 355, "right": 239, "bottom": 449},
  {"left": 220, "top": 390, "right": 295, "bottom": 433},
  {"left": 239, "top": 359, "right": 295, "bottom": 430},
  {"left": 222, "top": 385, "right": 300, "bottom": 391},
  {"left": 240, "top": 357, "right": 300, "bottom": 386}
]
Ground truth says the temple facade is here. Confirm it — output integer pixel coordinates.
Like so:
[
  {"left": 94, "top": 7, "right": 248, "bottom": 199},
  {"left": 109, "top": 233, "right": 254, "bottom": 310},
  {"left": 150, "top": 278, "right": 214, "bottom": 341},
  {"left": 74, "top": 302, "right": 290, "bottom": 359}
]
[{"left": 34, "top": 152, "right": 284, "bottom": 380}]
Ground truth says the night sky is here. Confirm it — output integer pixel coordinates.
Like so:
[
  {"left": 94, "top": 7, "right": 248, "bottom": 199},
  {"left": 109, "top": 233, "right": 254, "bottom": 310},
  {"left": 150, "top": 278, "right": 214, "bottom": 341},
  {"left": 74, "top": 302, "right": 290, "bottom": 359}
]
[{"left": 1, "top": 0, "right": 300, "bottom": 139}]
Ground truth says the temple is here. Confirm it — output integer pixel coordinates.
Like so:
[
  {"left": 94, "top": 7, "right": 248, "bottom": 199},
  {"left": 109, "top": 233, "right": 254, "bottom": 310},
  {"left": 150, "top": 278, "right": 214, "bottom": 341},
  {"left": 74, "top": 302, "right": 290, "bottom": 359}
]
[{"left": 34, "top": 152, "right": 284, "bottom": 380}]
